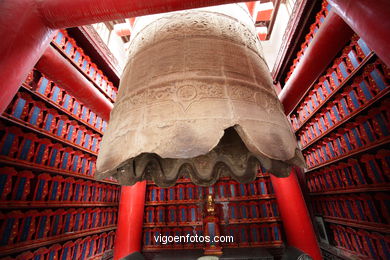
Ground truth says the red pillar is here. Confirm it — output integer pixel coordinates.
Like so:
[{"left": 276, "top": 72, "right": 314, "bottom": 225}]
[
  {"left": 328, "top": 0, "right": 390, "bottom": 67},
  {"left": 278, "top": 11, "right": 354, "bottom": 115},
  {"left": 0, "top": 0, "right": 54, "bottom": 114},
  {"left": 270, "top": 169, "right": 322, "bottom": 260},
  {"left": 36, "top": 46, "right": 113, "bottom": 121},
  {"left": 114, "top": 181, "right": 147, "bottom": 260}
]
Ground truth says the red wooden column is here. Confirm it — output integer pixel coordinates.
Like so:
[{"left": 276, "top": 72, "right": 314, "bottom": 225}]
[
  {"left": 0, "top": 0, "right": 54, "bottom": 114},
  {"left": 270, "top": 169, "right": 322, "bottom": 260},
  {"left": 114, "top": 181, "right": 147, "bottom": 260},
  {"left": 328, "top": 0, "right": 390, "bottom": 67},
  {"left": 278, "top": 11, "right": 354, "bottom": 115},
  {"left": 36, "top": 46, "right": 113, "bottom": 121}
]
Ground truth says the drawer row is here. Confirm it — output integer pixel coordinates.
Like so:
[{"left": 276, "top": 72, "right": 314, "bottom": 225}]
[
  {"left": 3, "top": 231, "right": 115, "bottom": 260},
  {"left": 0, "top": 207, "right": 117, "bottom": 247},
  {"left": 6, "top": 91, "right": 102, "bottom": 154},
  {"left": 312, "top": 193, "right": 389, "bottom": 225},
  {"left": 0, "top": 126, "right": 100, "bottom": 179},
  {"left": 329, "top": 224, "right": 389, "bottom": 260},
  {"left": 144, "top": 200, "right": 279, "bottom": 224},
  {"left": 290, "top": 35, "right": 376, "bottom": 130},
  {"left": 0, "top": 167, "right": 119, "bottom": 203},
  {"left": 303, "top": 103, "right": 389, "bottom": 168},
  {"left": 52, "top": 30, "right": 118, "bottom": 102},
  {"left": 297, "top": 60, "right": 389, "bottom": 147},
  {"left": 306, "top": 149, "right": 389, "bottom": 192},
  {"left": 27, "top": 73, "right": 108, "bottom": 133},
  {"left": 146, "top": 178, "right": 275, "bottom": 202}
]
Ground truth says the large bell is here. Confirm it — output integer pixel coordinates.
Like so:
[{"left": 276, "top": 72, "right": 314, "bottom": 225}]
[{"left": 96, "top": 4, "right": 305, "bottom": 187}]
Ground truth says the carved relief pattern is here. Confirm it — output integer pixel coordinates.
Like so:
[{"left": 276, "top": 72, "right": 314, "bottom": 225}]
[
  {"left": 255, "top": 91, "right": 285, "bottom": 115},
  {"left": 198, "top": 85, "right": 224, "bottom": 99},
  {"left": 159, "top": 12, "right": 214, "bottom": 36},
  {"left": 229, "top": 85, "right": 257, "bottom": 102},
  {"left": 177, "top": 85, "right": 197, "bottom": 101},
  {"left": 220, "top": 19, "right": 242, "bottom": 43},
  {"left": 129, "top": 10, "right": 263, "bottom": 59},
  {"left": 113, "top": 81, "right": 280, "bottom": 115},
  {"left": 128, "top": 23, "right": 156, "bottom": 57},
  {"left": 128, "top": 89, "right": 147, "bottom": 107}
]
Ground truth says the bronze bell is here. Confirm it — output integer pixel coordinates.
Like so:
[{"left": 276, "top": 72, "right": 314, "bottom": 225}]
[{"left": 96, "top": 4, "right": 305, "bottom": 187}]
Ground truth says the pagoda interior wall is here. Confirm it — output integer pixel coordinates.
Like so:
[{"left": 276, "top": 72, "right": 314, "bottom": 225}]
[{"left": 0, "top": 29, "right": 120, "bottom": 260}]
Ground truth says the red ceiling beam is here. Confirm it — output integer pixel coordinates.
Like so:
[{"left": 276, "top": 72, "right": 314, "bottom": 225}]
[
  {"left": 327, "top": 0, "right": 390, "bottom": 67},
  {"left": 36, "top": 46, "right": 113, "bottom": 121},
  {"left": 278, "top": 11, "right": 354, "bottom": 115},
  {"left": 39, "top": 0, "right": 253, "bottom": 29},
  {"left": 0, "top": 0, "right": 256, "bottom": 116}
]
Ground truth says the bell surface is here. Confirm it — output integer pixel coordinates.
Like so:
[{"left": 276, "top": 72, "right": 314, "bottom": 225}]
[{"left": 96, "top": 4, "right": 305, "bottom": 186}]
